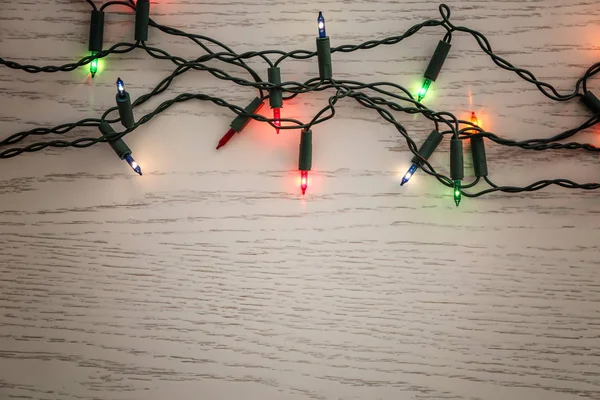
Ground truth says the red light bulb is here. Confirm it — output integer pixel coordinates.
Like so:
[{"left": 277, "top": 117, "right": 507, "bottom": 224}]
[
  {"left": 300, "top": 170, "right": 308, "bottom": 195},
  {"left": 273, "top": 108, "right": 281, "bottom": 134},
  {"left": 217, "top": 128, "right": 236, "bottom": 150}
]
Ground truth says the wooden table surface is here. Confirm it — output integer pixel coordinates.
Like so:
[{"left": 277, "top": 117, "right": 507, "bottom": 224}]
[{"left": 1, "top": 1, "right": 600, "bottom": 399}]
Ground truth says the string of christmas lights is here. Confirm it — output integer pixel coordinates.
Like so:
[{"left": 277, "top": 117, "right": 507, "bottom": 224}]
[{"left": 1, "top": 1, "right": 599, "bottom": 205}]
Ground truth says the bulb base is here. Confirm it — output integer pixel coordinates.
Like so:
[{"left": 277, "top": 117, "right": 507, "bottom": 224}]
[
  {"left": 424, "top": 40, "right": 451, "bottom": 82},
  {"left": 134, "top": 0, "right": 150, "bottom": 42},
  {"left": 471, "top": 135, "right": 488, "bottom": 177},
  {"left": 88, "top": 10, "right": 104, "bottom": 52},
  {"left": 316, "top": 37, "right": 333, "bottom": 80},
  {"left": 116, "top": 92, "right": 135, "bottom": 129},
  {"left": 298, "top": 129, "right": 313, "bottom": 171},
  {"left": 99, "top": 121, "right": 132, "bottom": 160},
  {"left": 582, "top": 91, "right": 600, "bottom": 115}
]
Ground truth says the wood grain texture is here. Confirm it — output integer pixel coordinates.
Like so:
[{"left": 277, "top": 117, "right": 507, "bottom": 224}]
[{"left": 1, "top": 1, "right": 600, "bottom": 399}]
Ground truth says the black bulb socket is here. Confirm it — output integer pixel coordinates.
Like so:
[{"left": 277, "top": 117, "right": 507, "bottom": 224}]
[
  {"left": 298, "top": 129, "right": 313, "bottom": 171},
  {"left": 116, "top": 92, "right": 135, "bottom": 129},
  {"left": 316, "top": 37, "right": 333, "bottom": 80},
  {"left": 450, "top": 137, "right": 464, "bottom": 181},
  {"left": 230, "top": 97, "right": 264, "bottom": 133},
  {"left": 88, "top": 10, "right": 104, "bottom": 52},
  {"left": 411, "top": 130, "right": 443, "bottom": 164},
  {"left": 424, "top": 40, "right": 451, "bottom": 82},
  {"left": 99, "top": 121, "right": 131, "bottom": 159},
  {"left": 470, "top": 135, "right": 488, "bottom": 177},
  {"left": 135, "top": 0, "right": 150, "bottom": 42},
  {"left": 268, "top": 67, "right": 283, "bottom": 109},
  {"left": 582, "top": 91, "right": 600, "bottom": 115}
]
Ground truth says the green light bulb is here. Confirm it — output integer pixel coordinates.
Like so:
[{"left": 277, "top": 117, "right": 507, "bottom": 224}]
[
  {"left": 417, "top": 78, "right": 432, "bottom": 102},
  {"left": 453, "top": 180, "right": 461, "bottom": 207},
  {"left": 90, "top": 52, "right": 98, "bottom": 78}
]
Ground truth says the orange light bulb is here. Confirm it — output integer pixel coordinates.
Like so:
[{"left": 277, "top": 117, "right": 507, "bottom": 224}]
[{"left": 471, "top": 111, "right": 479, "bottom": 127}]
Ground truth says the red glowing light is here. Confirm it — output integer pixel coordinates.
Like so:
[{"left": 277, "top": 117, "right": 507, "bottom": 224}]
[
  {"left": 300, "top": 170, "right": 308, "bottom": 195},
  {"left": 273, "top": 108, "right": 281, "bottom": 134},
  {"left": 216, "top": 128, "right": 236, "bottom": 150}
]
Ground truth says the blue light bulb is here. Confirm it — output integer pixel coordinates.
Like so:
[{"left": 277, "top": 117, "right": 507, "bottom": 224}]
[
  {"left": 317, "top": 11, "right": 326, "bottom": 38},
  {"left": 124, "top": 154, "right": 142, "bottom": 175},
  {"left": 116, "top": 77, "right": 125, "bottom": 98},
  {"left": 401, "top": 163, "right": 418, "bottom": 186}
]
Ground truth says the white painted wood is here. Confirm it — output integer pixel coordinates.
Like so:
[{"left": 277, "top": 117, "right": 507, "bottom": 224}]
[{"left": 1, "top": 1, "right": 600, "bottom": 399}]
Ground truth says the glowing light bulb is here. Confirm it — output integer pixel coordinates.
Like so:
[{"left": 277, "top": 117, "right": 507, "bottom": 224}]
[
  {"left": 216, "top": 97, "right": 264, "bottom": 150},
  {"left": 417, "top": 78, "right": 432, "bottom": 102},
  {"left": 273, "top": 108, "right": 281, "bottom": 134},
  {"left": 471, "top": 111, "right": 479, "bottom": 129},
  {"left": 124, "top": 154, "right": 142, "bottom": 176},
  {"left": 90, "top": 52, "right": 99, "bottom": 78},
  {"left": 401, "top": 163, "right": 418, "bottom": 186},
  {"left": 300, "top": 170, "right": 309, "bottom": 195},
  {"left": 317, "top": 11, "right": 326, "bottom": 38},
  {"left": 217, "top": 128, "right": 236, "bottom": 150},
  {"left": 116, "top": 77, "right": 125, "bottom": 98},
  {"left": 453, "top": 180, "right": 461, "bottom": 206}
]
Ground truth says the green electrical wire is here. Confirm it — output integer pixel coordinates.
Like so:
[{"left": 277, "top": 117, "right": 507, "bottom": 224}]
[{"left": 0, "top": 2, "right": 599, "bottom": 200}]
